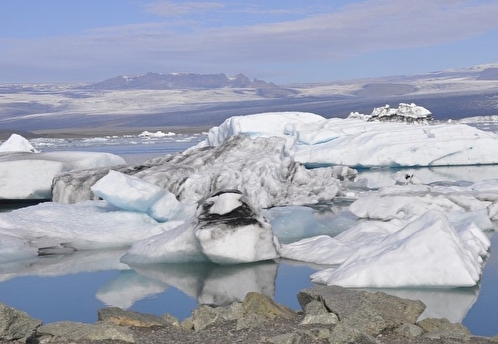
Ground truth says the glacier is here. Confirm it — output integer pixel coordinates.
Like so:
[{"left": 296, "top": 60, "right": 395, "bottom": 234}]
[{"left": 1, "top": 106, "right": 498, "bottom": 289}]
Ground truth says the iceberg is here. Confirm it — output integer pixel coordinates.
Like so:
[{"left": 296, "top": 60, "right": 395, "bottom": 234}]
[
  {"left": 53, "top": 135, "right": 347, "bottom": 209},
  {"left": 0, "top": 134, "right": 126, "bottom": 200},
  {"left": 0, "top": 134, "right": 39, "bottom": 153},
  {"left": 121, "top": 190, "right": 280, "bottom": 265},
  {"left": 200, "top": 109, "right": 498, "bottom": 168},
  {"left": 1, "top": 110, "right": 497, "bottom": 291},
  {"left": 310, "top": 210, "right": 485, "bottom": 288}
]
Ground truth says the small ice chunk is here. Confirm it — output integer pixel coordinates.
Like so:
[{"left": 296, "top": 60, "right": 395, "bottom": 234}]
[
  {"left": 91, "top": 170, "right": 165, "bottom": 212},
  {"left": 0, "top": 134, "right": 39, "bottom": 153}
]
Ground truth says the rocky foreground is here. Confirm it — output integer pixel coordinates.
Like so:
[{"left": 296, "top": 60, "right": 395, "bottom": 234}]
[{"left": 1, "top": 285, "right": 497, "bottom": 344}]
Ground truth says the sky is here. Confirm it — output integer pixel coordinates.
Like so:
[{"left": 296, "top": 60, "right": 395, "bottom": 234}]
[{"left": 1, "top": 0, "right": 498, "bottom": 84}]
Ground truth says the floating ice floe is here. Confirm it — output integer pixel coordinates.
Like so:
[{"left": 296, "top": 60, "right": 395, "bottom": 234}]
[
  {"left": 138, "top": 130, "right": 176, "bottom": 138},
  {"left": 0, "top": 134, "right": 39, "bottom": 153},
  {"left": 309, "top": 210, "right": 486, "bottom": 288},
  {"left": 348, "top": 103, "right": 433, "bottom": 123},
  {"left": 0, "top": 134, "right": 126, "bottom": 200}
]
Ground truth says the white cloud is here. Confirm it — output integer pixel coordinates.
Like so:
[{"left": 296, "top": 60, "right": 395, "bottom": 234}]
[
  {"left": 145, "top": 1, "right": 224, "bottom": 16},
  {"left": 1, "top": 0, "right": 498, "bottom": 82}
]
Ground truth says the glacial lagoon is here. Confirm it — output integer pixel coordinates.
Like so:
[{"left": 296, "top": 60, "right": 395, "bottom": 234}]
[{"left": 0, "top": 133, "right": 497, "bottom": 337}]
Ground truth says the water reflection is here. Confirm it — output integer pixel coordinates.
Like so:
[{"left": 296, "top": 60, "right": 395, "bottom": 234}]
[{"left": 362, "top": 287, "right": 479, "bottom": 323}]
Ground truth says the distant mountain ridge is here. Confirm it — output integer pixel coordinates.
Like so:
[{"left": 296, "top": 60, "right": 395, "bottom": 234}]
[{"left": 90, "top": 72, "right": 278, "bottom": 90}]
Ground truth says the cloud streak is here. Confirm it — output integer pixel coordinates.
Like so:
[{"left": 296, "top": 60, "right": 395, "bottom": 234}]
[
  {"left": 1, "top": 0, "right": 497, "bottom": 82},
  {"left": 144, "top": 1, "right": 225, "bottom": 16}
]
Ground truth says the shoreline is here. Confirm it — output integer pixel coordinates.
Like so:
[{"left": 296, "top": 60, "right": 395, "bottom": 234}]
[
  {"left": 2, "top": 286, "right": 497, "bottom": 344},
  {"left": 0, "top": 125, "right": 213, "bottom": 140}
]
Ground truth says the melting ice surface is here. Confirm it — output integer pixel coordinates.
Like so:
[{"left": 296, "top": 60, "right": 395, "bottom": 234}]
[{"left": 1, "top": 108, "right": 498, "bottom": 336}]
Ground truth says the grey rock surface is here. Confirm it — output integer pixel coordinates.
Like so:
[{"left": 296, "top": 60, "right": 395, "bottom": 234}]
[
  {"left": 35, "top": 321, "right": 135, "bottom": 343},
  {"left": 298, "top": 285, "right": 425, "bottom": 336},
  {"left": 0, "top": 302, "right": 42, "bottom": 341},
  {"left": 98, "top": 307, "right": 176, "bottom": 328}
]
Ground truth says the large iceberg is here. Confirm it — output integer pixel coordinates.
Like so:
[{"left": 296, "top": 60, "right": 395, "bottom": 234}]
[
  {"left": 53, "top": 135, "right": 351, "bottom": 209},
  {"left": 200, "top": 108, "right": 498, "bottom": 168},
  {"left": 309, "top": 210, "right": 486, "bottom": 288},
  {"left": 0, "top": 134, "right": 126, "bottom": 200}
]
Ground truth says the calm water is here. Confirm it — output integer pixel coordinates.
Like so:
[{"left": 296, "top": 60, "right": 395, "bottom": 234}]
[{"left": 0, "top": 135, "right": 497, "bottom": 337}]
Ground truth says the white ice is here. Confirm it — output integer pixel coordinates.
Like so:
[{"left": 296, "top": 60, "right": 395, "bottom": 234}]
[
  {"left": 122, "top": 190, "right": 280, "bottom": 265},
  {"left": 310, "top": 210, "right": 484, "bottom": 288},
  {"left": 0, "top": 134, "right": 39, "bottom": 153},
  {"left": 0, "top": 134, "right": 126, "bottom": 199},
  {"left": 200, "top": 108, "right": 498, "bottom": 168},
  {"left": 1, "top": 110, "right": 498, "bottom": 290}
]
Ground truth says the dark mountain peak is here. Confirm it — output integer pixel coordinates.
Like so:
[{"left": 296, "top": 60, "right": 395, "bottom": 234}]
[
  {"left": 477, "top": 68, "right": 498, "bottom": 80},
  {"left": 90, "top": 72, "right": 277, "bottom": 90}
]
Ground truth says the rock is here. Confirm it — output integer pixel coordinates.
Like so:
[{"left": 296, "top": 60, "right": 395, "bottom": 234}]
[
  {"left": 191, "top": 305, "right": 220, "bottom": 331},
  {"left": 180, "top": 316, "right": 194, "bottom": 331},
  {"left": 236, "top": 313, "right": 268, "bottom": 331},
  {"left": 98, "top": 307, "right": 174, "bottom": 328},
  {"left": 417, "top": 317, "right": 471, "bottom": 340},
  {"left": 0, "top": 301, "right": 42, "bottom": 341},
  {"left": 300, "top": 300, "right": 338, "bottom": 325},
  {"left": 35, "top": 321, "right": 135, "bottom": 343},
  {"left": 194, "top": 190, "right": 280, "bottom": 264},
  {"left": 242, "top": 292, "right": 298, "bottom": 320},
  {"left": 161, "top": 313, "right": 181, "bottom": 328},
  {"left": 299, "top": 328, "right": 331, "bottom": 340},
  {"left": 395, "top": 323, "right": 424, "bottom": 338},
  {"left": 217, "top": 301, "right": 245, "bottom": 321},
  {"left": 329, "top": 323, "right": 379, "bottom": 344},
  {"left": 298, "top": 285, "right": 425, "bottom": 336},
  {"left": 300, "top": 312, "right": 338, "bottom": 326},
  {"left": 266, "top": 332, "right": 303, "bottom": 344}
]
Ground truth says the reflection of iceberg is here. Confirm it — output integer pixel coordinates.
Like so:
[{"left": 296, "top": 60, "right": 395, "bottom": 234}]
[
  {"left": 0, "top": 249, "right": 129, "bottom": 283},
  {"left": 127, "top": 261, "right": 278, "bottom": 307},
  {"left": 96, "top": 270, "right": 169, "bottom": 309},
  {"left": 367, "top": 287, "right": 480, "bottom": 323}
]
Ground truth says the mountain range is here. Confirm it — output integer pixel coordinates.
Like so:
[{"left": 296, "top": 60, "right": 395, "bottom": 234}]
[{"left": 0, "top": 64, "right": 497, "bottom": 137}]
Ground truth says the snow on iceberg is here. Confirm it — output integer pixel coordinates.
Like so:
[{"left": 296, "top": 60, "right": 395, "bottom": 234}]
[
  {"left": 310, "top": 209, "right": 484, "bottom": 288},
  {"left": 0, "top": 134, "right": 126, "bottom": 200}
]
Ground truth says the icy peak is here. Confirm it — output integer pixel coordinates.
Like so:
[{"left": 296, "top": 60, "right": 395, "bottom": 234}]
[
  {"left": 0, "top": 134, "right": 39, "bottom": 153},
  {"left": 348, "top": 103, "right": 432, "bottom": 124}
]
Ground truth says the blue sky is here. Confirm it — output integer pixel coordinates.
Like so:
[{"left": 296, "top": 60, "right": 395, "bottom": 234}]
[{"left": 1, "top": 0, "right": 498, "bottom": 84}]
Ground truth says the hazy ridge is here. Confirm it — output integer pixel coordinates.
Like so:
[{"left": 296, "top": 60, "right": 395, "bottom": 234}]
[{"left": 1, "top": 64, "right": 497, "bottom": 137}]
